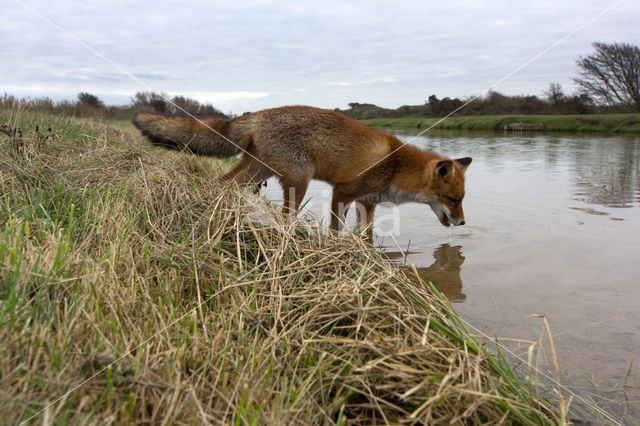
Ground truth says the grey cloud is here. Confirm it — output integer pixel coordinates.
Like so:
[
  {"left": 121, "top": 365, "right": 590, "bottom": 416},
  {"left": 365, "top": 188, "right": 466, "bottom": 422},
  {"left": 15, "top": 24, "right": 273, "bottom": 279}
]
[{"left": 2, "top": 0, "right": 639, "bottom": 112}]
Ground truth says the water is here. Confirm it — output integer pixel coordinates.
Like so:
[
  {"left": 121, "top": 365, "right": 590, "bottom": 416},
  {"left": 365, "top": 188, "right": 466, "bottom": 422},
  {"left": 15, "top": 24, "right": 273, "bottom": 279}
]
[{"left": 264, "top": 130, "right": 640, "bottom": 423}]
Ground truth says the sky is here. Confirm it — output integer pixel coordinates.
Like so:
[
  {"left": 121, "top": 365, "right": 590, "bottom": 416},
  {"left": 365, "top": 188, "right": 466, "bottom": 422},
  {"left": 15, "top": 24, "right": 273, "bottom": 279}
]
[{"left": 2, "top": 0, "right": 639, "bottom": 114}]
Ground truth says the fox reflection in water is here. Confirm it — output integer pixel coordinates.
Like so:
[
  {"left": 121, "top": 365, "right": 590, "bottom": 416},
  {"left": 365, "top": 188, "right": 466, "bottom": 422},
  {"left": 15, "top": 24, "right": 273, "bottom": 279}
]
[{"left": 388, "top": 244, "right": 466, "bottom": 302}]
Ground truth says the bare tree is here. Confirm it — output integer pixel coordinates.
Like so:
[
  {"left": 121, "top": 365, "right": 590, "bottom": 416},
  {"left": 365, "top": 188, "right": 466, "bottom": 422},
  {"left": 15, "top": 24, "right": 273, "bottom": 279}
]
[
  {"left": 574, "top": 42, "right": 640, "bottom": 112},
  {"left": 131, "top": 91, "right": 169, "bottom": 113},
  {"left": 77, "top": 92, "right": 104, "bottom": 108},
  {"left": 544, "top": 83, "right": 565, "bottom": 108}
]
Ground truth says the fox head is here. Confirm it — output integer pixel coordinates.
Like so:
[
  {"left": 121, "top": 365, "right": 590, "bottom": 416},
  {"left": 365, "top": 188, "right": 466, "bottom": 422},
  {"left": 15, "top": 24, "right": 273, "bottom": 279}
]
[{"left": 425, "top": 157, "right": 472, "bottom": 227}]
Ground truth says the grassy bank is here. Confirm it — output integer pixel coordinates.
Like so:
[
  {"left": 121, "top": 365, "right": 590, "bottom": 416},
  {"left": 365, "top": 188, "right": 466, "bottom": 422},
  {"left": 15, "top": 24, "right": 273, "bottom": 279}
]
[
  {"left": 363, "top": 113, "right": 640, "bottom": 133},
  {"left": 0, "top": 111, "right": 560, "bottom": 424}
]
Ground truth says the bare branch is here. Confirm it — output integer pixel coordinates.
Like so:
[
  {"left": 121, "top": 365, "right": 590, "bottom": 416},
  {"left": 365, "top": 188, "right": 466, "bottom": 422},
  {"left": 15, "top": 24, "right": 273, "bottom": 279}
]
[{"left": 573, "top": 42, "right": 640, "bottom": 112}]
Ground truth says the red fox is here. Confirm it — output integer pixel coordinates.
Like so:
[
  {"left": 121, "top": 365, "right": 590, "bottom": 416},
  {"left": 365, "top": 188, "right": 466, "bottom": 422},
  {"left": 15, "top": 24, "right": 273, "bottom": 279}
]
[{"left": 133, "top": 105, "right": 471, "bottom": 239}]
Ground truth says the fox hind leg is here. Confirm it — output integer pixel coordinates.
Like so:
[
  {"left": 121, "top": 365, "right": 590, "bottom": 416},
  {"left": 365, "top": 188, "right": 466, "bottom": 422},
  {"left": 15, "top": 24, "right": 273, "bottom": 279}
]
[
  {"left": 355, "top": 201, "right": 376, "bottom": 242},
  {"left": 220, "top": 154, "right": 274, "bottom": 187},
  {"left": 330, "top": 192, "right": 355, "bottom": 232},
  {"left": 279, "top": 173, "right": 311, "bottom": 215},
  {"left": 220, "top": 154, "right": 251, "bottom": 183}
]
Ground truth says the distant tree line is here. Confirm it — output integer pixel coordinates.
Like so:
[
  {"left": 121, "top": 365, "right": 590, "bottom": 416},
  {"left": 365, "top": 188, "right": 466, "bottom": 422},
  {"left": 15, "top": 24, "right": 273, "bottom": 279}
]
[
  {"left": 336, "top": 86, "right": 603, "bottom": 120},
  {"left": 338, "top": 41, "right": 640, "bottom": 119},
  {"left": 2, "top": 41, "right": 638, "bottom": 120},
  {"left": 130, "top": 92, "right": 227, "bottom": 118},
  {"left": 0, "top": 91, "right": 229, "bottom": 120}
]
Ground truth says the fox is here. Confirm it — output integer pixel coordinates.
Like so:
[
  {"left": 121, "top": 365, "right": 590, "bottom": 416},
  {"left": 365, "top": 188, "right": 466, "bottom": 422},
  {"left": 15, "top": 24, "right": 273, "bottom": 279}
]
[{"left": 132, "top": 105, "right": 472, "bottom": 240}]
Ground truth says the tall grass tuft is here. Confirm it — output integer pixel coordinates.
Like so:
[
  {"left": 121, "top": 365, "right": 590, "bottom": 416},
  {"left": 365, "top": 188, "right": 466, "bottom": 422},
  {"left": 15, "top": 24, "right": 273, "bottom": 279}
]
[{"left": 0, "top": 111, "right": 559, "bottom": 424}]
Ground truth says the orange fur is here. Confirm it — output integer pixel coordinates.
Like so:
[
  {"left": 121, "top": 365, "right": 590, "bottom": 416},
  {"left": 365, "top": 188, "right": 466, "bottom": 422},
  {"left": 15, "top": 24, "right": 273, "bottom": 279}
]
[{"left": 133, "top": 105, "right": 472, "bottom": 239}]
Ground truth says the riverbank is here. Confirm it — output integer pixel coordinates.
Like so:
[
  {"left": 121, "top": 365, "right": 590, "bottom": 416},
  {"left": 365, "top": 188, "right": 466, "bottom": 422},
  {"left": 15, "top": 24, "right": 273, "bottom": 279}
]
[
  {"left": 0, "top": 111, "right": 559, "bottom": 424},
  {"left": 363, "top": 113, "right": 640, "bottom": 133}
]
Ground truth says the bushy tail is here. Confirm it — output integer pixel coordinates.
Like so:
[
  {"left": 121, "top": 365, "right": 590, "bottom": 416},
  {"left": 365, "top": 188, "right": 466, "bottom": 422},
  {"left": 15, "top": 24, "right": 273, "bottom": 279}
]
[{"left": 132, "top": 112, "right": 241, "bottom": 157}]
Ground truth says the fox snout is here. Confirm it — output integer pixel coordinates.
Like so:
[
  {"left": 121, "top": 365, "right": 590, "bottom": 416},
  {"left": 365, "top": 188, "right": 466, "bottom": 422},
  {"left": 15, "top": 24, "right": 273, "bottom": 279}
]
[
  {"left": 437, "top": 214, "right": 465, "bottom": 227},
  {"left": 446, "top": 208, "right": 466, "bottom": 227},
  {"left": 448, "top": 216, "right": 466, "bottom": 226},
  {"left": 432, "top": 203, "right": 466, "bottom": 227}
]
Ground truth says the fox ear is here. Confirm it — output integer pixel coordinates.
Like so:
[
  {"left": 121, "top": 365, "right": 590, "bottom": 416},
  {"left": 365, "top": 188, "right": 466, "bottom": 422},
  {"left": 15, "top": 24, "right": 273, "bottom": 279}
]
[
  {"left": 455, "top": 157, "right": 472, "bottom": 168},
  {"left": 434, "top": 159, "right": 454, "bottom": 179}
]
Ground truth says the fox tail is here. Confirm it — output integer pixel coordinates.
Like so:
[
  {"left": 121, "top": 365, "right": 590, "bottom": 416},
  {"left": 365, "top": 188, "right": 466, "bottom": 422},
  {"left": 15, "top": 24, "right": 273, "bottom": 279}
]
[{"left": 132, "top": 112, "right": 241, "bottom": 157}]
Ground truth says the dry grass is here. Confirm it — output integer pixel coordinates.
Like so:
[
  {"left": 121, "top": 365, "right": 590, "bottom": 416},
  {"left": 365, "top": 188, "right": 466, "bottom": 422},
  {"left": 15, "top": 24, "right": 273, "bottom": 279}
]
[{"left": 0, "top": 111, "right": 559, "bottom": 424}]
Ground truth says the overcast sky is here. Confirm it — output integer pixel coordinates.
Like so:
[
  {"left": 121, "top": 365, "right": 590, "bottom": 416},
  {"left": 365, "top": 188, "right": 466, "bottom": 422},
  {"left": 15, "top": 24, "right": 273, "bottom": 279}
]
[{"left": 2, "top": 0, "right": 638, "bottom": 114}]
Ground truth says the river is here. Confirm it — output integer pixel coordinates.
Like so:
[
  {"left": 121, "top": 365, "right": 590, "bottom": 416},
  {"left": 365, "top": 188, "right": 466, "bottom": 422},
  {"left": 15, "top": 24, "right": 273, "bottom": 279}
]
[{"left": 264, "top": 130, "right": 640, "bottom": 423}]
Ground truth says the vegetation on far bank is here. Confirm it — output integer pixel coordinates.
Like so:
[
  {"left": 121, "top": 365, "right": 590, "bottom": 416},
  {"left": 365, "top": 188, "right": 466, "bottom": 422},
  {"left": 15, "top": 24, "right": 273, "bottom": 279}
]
[
  {"left": 362, "top": 113, "right": 640, "bottom": 133},
  {"left": 0, "top": 91, "right": 229, "bottom": 122},
  {"left": 0, "top": 110, "right": 564, "bottom": 424},
  {"left": 336, "top": 87, "right": 597, "bottom": 121},
  {"left": 341, "top": 42, "right": 640, "bottom": 120}
]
